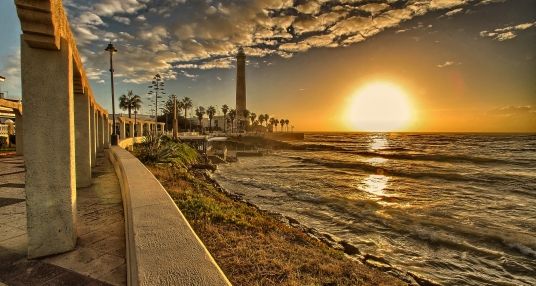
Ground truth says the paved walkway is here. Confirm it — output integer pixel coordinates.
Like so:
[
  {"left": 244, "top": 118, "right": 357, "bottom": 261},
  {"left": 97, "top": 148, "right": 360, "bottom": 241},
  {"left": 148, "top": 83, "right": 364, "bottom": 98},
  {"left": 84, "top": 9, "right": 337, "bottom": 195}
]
[{"left": 0, "top": 152, "right": 126, "bottom": 286}]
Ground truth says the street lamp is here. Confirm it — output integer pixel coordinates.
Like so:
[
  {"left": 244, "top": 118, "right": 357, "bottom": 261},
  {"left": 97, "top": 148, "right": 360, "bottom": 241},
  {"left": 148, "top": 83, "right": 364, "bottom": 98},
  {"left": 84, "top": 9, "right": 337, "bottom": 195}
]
[{"left": 105, "top": 42, "right": 119, "bottom": 145}]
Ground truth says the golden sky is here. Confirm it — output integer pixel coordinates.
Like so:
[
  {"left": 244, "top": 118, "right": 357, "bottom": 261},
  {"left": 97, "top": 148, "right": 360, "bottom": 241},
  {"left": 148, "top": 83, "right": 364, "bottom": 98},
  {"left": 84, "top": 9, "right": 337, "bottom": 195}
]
[{"left": 1, "top": 0, "right": 535, "bottom": 132}]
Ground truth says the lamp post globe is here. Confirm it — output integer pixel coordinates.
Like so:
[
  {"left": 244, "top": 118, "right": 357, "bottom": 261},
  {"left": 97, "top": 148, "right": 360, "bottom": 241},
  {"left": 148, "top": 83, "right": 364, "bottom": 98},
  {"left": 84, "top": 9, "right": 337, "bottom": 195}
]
[{"left": 105, "top": 42, "right": 119, "bottom": 145}]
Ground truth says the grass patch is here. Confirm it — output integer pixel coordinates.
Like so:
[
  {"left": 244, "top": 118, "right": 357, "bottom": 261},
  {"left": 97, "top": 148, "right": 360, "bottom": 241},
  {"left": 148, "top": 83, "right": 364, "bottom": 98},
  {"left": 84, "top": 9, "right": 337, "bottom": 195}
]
[{"left": 146, "top": 165, "right": 405, "bottom": 286}]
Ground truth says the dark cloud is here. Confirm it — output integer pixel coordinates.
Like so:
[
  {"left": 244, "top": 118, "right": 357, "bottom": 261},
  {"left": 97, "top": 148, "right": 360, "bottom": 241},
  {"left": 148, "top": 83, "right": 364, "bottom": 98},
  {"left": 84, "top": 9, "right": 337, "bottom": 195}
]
[{"left": 56, "top": 0, "right": 519, "bottom": 84}]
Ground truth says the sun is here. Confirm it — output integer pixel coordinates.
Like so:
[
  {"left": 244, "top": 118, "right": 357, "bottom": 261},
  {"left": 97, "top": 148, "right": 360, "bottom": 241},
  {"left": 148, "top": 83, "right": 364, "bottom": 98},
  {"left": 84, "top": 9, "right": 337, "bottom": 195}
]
[{"left": 346, "top": 82, "right": 413, "bottom": 132}]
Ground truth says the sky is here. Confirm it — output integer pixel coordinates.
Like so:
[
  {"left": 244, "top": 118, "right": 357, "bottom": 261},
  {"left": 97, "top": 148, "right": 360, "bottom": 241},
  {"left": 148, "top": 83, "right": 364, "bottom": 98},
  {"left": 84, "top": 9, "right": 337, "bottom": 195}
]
[{"left": 1, "top": 0, "right": 535, "bottom": 132}]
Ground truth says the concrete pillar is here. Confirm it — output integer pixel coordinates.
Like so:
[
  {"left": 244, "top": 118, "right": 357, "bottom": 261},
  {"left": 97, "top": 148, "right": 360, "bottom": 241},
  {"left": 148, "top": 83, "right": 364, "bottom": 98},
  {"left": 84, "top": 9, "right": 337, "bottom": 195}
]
[
  {"left": 90, "top": 104, "right": 96, "bottom": 167},
  {"left": 74, "top": 92, "right": 91, "bottom": 188},
  {"left": 119, "top": 120, "right": 125, "bottom": 140},
  {"left": 129, "top": 121, "right": 134, "bottom": 138},
  {"left": 103, "top": 116, "right": 110, "bottom": 148},
  {"left": 15, "top": 113, "right": 23, "bottom": 156},
  {"left": 97, "top": 111, "right": 104, "bottom": 154},
  {"left": 21, "top": 37, "right": 77, "bottom": 258}
]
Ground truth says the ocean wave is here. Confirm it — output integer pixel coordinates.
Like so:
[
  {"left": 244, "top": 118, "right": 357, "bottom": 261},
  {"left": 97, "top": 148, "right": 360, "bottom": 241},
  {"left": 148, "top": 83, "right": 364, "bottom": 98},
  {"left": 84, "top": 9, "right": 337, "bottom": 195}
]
[
  {"left": 352, "top": 151, "right": 510, "bottom": 165},
  {"left": 287, "top": 156, "right": 489, "bottom": 183}
]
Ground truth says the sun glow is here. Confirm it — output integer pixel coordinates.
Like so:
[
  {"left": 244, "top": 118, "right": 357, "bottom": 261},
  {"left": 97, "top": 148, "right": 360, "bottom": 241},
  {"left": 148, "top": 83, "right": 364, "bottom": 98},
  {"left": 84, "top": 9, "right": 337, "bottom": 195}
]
[{"left": 346, "top": 82, "right": 413, "bottom": 132}]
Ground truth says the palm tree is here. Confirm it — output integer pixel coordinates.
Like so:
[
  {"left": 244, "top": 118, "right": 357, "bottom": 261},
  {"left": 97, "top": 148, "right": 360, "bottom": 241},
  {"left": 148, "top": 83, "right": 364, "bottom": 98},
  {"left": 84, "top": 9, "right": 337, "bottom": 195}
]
[
  {"left": 221, "top": 104, "right": 229, "bottom": 133},
  {"left": 250, "top": 113, "right": 257, "bottom": 131},
  {"left": 182, "top": 97, "right": 193, "bottom": 129},
  {"left": 285, "top": 119, "right": 290, "bottom": 132},
  {"left": 242, "top": 109, "right": 250, "bottom": 132},
  {"left": 264, "top": 114, "right": 270, "bottom": 128},
  {"left": 279, "top": 119, "right": 285, "bottom": 132},
  {"left": 274, "top": 119, "right": 279, "bottom": 132},
  {"left": 207, "top": 106, "right": 216, "bottom": 132},
  {"left": 258, "top": 114, "right": 265, "bottom": 128},
  {"left": 195, "top": 106, "right": 206, "bottom": 132},
  {"left": 119, "top": 90, "right": 143, "bottom": 118},
  {"left": 228, "top": 109, "right": 236, "bottom": 133}
]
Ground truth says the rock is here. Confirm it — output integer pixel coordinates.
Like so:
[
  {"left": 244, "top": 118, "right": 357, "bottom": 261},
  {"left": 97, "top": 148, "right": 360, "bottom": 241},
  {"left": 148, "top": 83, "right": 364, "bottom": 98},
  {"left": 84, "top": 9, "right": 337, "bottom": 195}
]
[
  {"left": 363, "top": 253, "right": 391, "bottom": 266},
  {"left": 407, "top": 272, "right": 443, "bottom": 286},
  {"left": 285, "top": 216, "right": 300, "bottom": 225},
  {"left": 386, "top": 267, "right": 420, "bottom": 286},
  {"left": 338, "top": 240, "right": 361, "bottom": 255},
  {"left": 365, "top": 260, "right": 391, "bottom": 271}
]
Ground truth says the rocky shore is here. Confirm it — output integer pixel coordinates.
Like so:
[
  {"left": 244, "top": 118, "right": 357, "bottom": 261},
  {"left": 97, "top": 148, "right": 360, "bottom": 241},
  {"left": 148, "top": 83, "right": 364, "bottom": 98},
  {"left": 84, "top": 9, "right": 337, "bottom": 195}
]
[{"left": 194, "top": 168, "right": 442, "bottom": 286}]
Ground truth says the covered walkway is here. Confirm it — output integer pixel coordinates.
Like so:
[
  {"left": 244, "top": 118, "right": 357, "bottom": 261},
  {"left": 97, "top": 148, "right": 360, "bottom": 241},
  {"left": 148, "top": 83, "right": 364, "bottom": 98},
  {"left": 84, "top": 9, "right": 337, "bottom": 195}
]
[{"left": 0, "top": 153, "right": 126, "bottom": 286}]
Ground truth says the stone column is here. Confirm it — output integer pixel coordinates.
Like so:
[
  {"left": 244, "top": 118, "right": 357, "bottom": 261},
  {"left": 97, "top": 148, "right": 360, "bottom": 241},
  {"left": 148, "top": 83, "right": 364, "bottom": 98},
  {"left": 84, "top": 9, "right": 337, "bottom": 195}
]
[
  {"left": 90, "top": 104, "right": 96, "bottom": 167},
  {"left": 15, "top": 113, "right": 23, "bottom": 156},
  {"left": 97, "top": 111, "right": 104, "bottom": 154},
  {"left": 74, "top": 92, "right": 91, "bottom": 188},
  {"left": 21, "top": 37, "right": 77, "bottom": 259},
  {"left": 119, "top": 119, "right": 126, "bottom": 140},
  {"left": 104, "top": 119, "right": 110, "bottom": 148}
]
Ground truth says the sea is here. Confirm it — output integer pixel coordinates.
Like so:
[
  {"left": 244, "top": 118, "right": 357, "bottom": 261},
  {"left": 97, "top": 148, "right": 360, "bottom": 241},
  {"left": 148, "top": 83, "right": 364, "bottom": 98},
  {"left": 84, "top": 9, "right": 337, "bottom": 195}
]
[{"left": 212, "top": 133, "right": 536, "bottom": 286}]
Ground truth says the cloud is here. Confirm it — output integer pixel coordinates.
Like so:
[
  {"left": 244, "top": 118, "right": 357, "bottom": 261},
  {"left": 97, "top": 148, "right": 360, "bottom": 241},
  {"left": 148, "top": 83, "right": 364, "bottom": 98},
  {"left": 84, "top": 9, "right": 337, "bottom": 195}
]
[
  {"left": 495, "top": 31, "right": 516, "bottom": 41},
  {"left": 479, "top": 105, "right": 536, "bottom": 132},
  {"left": 93, "top": 0, "right": 147, "bottom": 16},
  {"left": 358, "top": 3, "right": 391, "bottom": 16},
  {"left": 486, "top": 105, "right": 533, "bottom": 116},
  {"left": 437, "top": 61, "right": 454, "bottom": 67},
  {"left": 0, "top": 50, "right": 21, "bottom": 94},
  {"left": 180, "top": 70, "right": 198, "bottom": 78},
  {"left": 113, "top": 16, "right": 131, "bottom": 25},
  {"left": 174, "top": 64, "right": 199, "bottom": 69},
  {"left": 429, "top": 0, "right": 468, "bottom": 10},
  {"left": 480, "top": 21, "right": 536, "bottom": 41},
  {"left": 445, "top": 8, "right": 463, "bottom": 17},
  {"left": 296, "top": 1, "right": 321, "bottom": 15},
  {"left": 58, "top": 0, "right": 509, "bottom": 85}
]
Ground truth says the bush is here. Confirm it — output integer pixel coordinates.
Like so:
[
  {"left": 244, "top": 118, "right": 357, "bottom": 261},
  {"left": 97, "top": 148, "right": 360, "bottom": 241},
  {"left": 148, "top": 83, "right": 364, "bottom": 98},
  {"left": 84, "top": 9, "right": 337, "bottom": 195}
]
[{"left": 134, "top": 131, "right": 198, "bottom": 168}]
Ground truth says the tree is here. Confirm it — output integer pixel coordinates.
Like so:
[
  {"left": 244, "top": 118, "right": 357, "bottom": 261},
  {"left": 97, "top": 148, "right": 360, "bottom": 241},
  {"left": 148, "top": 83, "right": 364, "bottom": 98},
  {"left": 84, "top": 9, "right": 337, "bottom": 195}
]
[
  {"left": 285, "top": 119, "right": 290, "bottom": 132},
  {"left": 250, "top": 112, "right": 257, "bottom": 126},
  {"left": 280, "top": 119, "right": 285, "bottom": 132},
  {"left": 228, "top": 109, "right": 236, "bottom": 133},
  {"left": 119, "top": 90, "right": 143, "bottom": 118},
  {"left": 258, "top": 114, "right": 265, "bottom": 128},
  {"left": 221, "top": 104, "right": 229, "bottom": 133},
  {"left": 264, "top": 114, "right": 270, "bottom": 128},
  {"left": 274, "top": 119, "right": 279, "bottom": 131},
  {"left": 182, "top": 97, "right": 193, "bottom": 129},
  {"left": 195, "top": 106, "right": 206, "bottom": 132},
  {"left": 242, "top": 109, "right": 250, "bottom": 132},
  {"left": 207, "top": 106, "right": 216, "bottom": 132}
]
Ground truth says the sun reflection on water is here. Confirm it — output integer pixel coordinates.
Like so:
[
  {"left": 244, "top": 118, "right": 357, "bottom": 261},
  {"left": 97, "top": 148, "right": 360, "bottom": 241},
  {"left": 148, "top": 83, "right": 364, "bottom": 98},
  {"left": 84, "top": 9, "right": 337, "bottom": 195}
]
[
  {"left": 362, "top": 174, "right": 389, "bottom": 197},
  {"left": 370, "top": 137, "right": 388, "bottom": 150}
]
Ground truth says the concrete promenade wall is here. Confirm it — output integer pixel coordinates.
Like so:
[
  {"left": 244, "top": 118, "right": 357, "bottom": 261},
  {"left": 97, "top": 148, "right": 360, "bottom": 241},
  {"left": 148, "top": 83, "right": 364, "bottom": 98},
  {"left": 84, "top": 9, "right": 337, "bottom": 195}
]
[{"left": 108, "top": 146, "right": 230, "bottom": 286}]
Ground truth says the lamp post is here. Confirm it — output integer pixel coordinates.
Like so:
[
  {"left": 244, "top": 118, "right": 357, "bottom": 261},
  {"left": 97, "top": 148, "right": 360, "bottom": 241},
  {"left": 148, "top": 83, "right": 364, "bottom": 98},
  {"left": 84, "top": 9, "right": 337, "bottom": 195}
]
[
  {"left": 148, "top": 74, "right": 164, "bottom": 129},
  {"left": 105, "top": 42, "right": 119, "bottom": 145}
]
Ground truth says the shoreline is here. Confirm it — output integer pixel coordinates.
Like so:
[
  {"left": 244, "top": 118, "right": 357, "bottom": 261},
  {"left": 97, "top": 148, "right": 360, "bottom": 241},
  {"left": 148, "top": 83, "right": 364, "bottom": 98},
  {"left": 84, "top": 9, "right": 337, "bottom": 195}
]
[{"left": 197, "top": 168, "right": 441, "bottom": 286}]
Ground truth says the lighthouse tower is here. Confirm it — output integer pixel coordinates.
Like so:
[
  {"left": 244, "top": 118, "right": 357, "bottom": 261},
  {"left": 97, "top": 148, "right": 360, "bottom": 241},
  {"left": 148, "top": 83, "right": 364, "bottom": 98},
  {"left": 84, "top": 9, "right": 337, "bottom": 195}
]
[{"left": 235, "top": 47, "right": 246, "bottom": 118}]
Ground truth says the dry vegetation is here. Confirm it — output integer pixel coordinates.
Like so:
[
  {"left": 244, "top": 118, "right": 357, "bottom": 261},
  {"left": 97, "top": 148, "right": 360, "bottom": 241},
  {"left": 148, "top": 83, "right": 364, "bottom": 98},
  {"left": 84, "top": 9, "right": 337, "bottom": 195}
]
[{"left": 148, "top": 165, "right": 405, "bottom": 286}]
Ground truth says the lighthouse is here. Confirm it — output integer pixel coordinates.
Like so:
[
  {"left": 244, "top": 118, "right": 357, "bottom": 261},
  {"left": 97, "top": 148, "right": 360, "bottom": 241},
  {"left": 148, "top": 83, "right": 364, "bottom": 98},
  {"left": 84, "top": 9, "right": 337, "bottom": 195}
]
[{"left": 235, "top": 47, "right": 246, "bottom": 118}]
